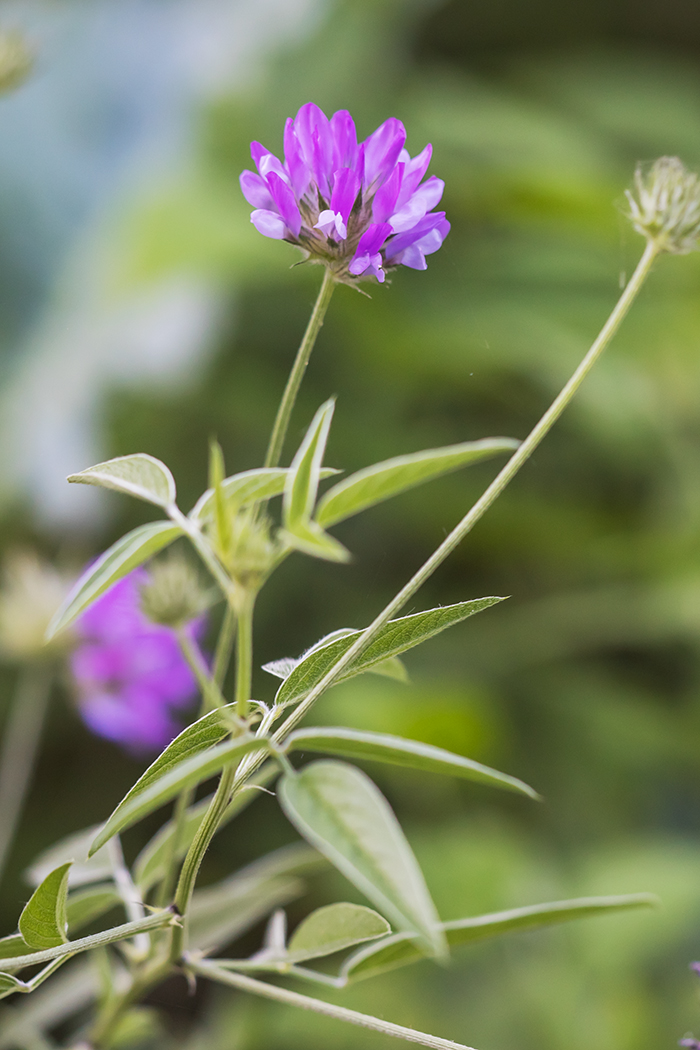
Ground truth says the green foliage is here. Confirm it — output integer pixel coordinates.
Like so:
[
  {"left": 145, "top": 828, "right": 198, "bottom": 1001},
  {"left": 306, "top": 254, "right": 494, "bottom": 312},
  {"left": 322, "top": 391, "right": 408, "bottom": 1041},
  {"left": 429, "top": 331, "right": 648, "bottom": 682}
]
[
  {"left": 67, "top": 454, "right": 176, "bottom": 509},
  {"left": 274, "top": 599, "right": 505, "bottom": 707},
  {"left": 19, "top": 862, "right": 71, "bottom": 949},
  {"left": 286, "top": 903, "right": 391, "bottom": 963},
  {"left": 316, "top": 438, "right": 519, "bottom": 527},
  {"left": 278, "top": 760, "right": 447, "bottom": 958},
  {"left": 285, "top": 726, "right": 537, "bottom": 797},
  {"left": 190, "top": 467, "right": 338, "bottom": 523},
  {"left": 46, "top": 522, "right": 183, "bottom": 638}
]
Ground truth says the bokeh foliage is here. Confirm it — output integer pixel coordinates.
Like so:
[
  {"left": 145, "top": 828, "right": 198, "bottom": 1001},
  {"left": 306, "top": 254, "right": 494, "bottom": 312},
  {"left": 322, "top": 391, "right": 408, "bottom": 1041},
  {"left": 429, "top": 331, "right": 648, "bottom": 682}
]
[{"left": 4, "top": 0, "right": 700, "bottom": 1047}]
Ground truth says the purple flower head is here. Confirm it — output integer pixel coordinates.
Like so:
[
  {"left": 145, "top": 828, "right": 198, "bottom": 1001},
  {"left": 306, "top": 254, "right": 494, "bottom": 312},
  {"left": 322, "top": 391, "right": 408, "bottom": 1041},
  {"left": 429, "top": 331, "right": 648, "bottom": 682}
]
[
  {"left": 240, "top": 103, "right": 450, "bottom": 284},
  {"left": 70, "top": 569, "right": 206, "bottom": 756}
]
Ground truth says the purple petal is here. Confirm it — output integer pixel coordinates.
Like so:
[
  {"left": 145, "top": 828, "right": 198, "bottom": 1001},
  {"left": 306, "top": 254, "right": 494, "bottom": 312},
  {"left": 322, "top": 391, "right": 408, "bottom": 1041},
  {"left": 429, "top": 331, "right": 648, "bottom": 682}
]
[
  {"left": 258, "top": 152, "right": 288, "bottom": 182},
  {"left": 361, "top": 117, "right": 406, "bottom": 190},
  {"left": 372, "top": 163, "right": 403, "bottom": 223},
  {"left": 384, "top": 213, "right": 450, "bottom": 269},
  {"left": 395, "top": 144, "right": 433, "bottom": 208},
  {"left": 283, "top": 118, "right": 311, "bottom": 198},
  {"left": 293, "top": 103, "right": 334, "bottom": 197},
  {"left": 389, "top": 176, "right": 444, "bottom": 233},
  {"left": 314, "top": 209, "right": 346, "bottom": 240},
  {"left": 349, "top": 222, "right": 392, "bottom": 279},
  {"left": 266, "top": 172, "right": 302, "bottom": 237},
  {"left": 250, "top": 209, "right": 287, "bottom": 239},
  {"left": 330, "top": 168, "right": 361, "bottom": 223},
  {"left": 240, "top": 170, "right": 274, "bottom": 210},
  {"left": 250, "top": 141, "right": 283, "bottom": 177},
  {"left": 330, "top": 110, "right": 358, "bottom": 170}
]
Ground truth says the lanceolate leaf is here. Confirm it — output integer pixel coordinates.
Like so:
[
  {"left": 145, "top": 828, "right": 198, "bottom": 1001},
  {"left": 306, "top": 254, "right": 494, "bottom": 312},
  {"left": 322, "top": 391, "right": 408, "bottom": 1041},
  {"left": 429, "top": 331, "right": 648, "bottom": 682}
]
[
  {"left": 279, "top": 519, "right": 349, "bottom": 563},
  {"left": 275, "top": 598, "right": 505, "bottom": 708},
  {"left": 190, "top": 468, "right": 339, "bottom": 523},
  {"left": 68, "top": 454, "right": 176, "bottom": 508},
  {"left": 134, "top": 762, "right": 280, "bottom": 893},
  {"left": 19, "top": 863, "right": 72, "bottom": 950},
  {"left": 286, "top": 728, "right": 537, "bottom": 799},
  {"left": 341, "top": 894, "right": 658, "bottom": 983},
  {"left": 284, "top": 399, "right": 336, "bottom": 528},
  {"left": 46, "top": 521, "right": 183, "bottom": 640},
  {"left": 316, "top": 438, "right": 519, "bottom": 528},
  {"left": 286, "top": 903, "right": 390, "bottom": 963},
  {"left": 278, "top": 761, "right": 446, "bottom": 958},
  {"left": 90, "top": 735, "right": 267, "bottom": 855}
]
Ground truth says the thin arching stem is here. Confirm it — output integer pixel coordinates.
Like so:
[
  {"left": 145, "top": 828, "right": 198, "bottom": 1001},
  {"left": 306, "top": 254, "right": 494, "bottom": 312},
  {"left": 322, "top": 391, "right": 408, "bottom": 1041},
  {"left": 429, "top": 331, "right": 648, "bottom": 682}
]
[{"left": 264, "top": 267, "right": 336, "bottom": 469}]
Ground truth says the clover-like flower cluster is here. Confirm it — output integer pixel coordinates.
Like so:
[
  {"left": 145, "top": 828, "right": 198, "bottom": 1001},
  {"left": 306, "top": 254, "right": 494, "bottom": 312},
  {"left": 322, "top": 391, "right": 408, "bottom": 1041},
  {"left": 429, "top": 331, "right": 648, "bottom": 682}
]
[
  {"left": 626, "top": 156, "right": 700, "bottom": 254},
  {"left": 240, "top": 103, "right": 450, "bottom": 283}
]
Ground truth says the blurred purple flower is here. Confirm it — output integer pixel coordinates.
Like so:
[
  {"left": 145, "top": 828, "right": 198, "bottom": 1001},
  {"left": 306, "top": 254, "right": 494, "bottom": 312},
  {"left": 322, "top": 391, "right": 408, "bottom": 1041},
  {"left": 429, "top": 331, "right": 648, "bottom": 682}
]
[
  {"left": 70, "top": 569, "right": 204, "bottom": 755},
  {"left": 240, "top": 103, "right": 450, "bottom": 284}
]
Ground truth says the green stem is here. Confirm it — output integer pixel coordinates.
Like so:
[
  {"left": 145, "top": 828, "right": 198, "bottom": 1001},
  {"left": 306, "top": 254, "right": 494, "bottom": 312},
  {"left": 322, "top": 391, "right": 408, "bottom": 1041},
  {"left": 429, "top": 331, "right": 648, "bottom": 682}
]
[
  {"left": 213, "top": 603, "right": 237, "bottom": 688},
  {"left": 234, "top": 591, "right": 255, "bottom": 720},
  {"left": 168, "top": 506, "right": 233, "bottom": 599},
  {"left": 261, "top": 240, "right": 658, "bottom": 749},
  {"left": 264, "top": 267, "right": 336, "bottom": 469},
  {"left": 177, "top": 628, "right": 226, "bottom": 713},
  {"left": 155, "top": 787, "right": 194, "bottom": 909},
  {"left": 189, "top": 961, "right": 477, "bottom": 1050},
  {"left": 0, "top": 664, "right": 52, "bottom": 886}
]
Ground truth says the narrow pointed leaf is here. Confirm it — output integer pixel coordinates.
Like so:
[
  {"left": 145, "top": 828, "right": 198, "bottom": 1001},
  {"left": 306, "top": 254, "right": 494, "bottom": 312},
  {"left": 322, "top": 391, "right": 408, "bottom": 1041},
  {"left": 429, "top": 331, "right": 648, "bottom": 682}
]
[
  {"left": 275, "top": 598, "right": 505, "bottom": 708},
  {"left": 0, "top": 936, "right": 34, "bottom": 961},
  {"left": 90, "top": 734, "right": 266, "bottom": 855},
  {"left": 279, "top": 520, "right": 349, "bottom": 563},
  {"left": 278, "top": 761, "right": 446, "bottom": 958},
  {"left": 46, "top": 521, "right": 183, "bottom": 639},
  {"left": 284, "top": 399, "right": 335, "bottom": 528},
  {"left": 0, "top": 974, "right": 25, "bottom": 1000},
  {"left": 19, "top": 863, "right": 72, "bottom": 949},
  {"left": 316, "top": 438, "right": 519, "bottom": 527},
  {"left": 68, "top": 454, "right": 176, "bottom": 508},
  {"left": 341, "top": 894, "right": 658, "bottom": 982},
  {"left": 134, "top": 762, "right": 279, "bottom": 893},
  {"left": 190, "top": 468, "right": 339, "bottom": 523},
  {"left": 286, "top": 903, "right": 390, "bottom": 963},
  {"left": 286, "top": 727, "right": 537, "bottom": 799}
]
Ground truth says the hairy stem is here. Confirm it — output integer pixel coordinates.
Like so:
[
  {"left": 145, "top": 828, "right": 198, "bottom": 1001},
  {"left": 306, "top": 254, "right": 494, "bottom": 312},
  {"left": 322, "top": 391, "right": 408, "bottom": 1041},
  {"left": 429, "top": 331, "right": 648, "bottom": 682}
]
[
  {"left": 239, "top": 239, "right": 657, "bottom": 761},
  {"left": 190, "top": 962, "right": 478, "bottom": 1050},
  {"left": 155, "top": 787, "right": 194, "bottom": 909},
  {"left": 264, "top": 267, "right": 336, "bottom": 469},
  {"left": 0, "top": 664, "right": 52, "bottom": 885},
  {"left": 234, "top": 591, "right": 255, "bottom": 720}
]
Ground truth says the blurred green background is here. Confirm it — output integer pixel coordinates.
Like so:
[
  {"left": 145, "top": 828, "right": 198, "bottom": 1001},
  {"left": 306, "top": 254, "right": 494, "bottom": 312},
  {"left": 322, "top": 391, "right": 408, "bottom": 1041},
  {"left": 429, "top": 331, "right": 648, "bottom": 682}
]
[{"left": 3, "top": 0, "right": 700, "bottom": 1047}]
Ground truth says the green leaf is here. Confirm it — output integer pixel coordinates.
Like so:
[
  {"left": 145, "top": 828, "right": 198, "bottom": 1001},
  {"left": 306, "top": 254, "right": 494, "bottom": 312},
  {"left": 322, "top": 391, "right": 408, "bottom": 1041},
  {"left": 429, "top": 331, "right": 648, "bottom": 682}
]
[
  {"left": 341, "top": 894, "right": 658, "bottom": 983},
  {"left": 90, "top": 733, "right": 266, "bottom": 855},
  {"left": 284, "top": 399, "right": 335, "bottom": 527},
  {"left": 368, "top": 656, "right": 409, "bottom": 682},
  {"left": 275, "top": 598, "right": 505, "bottom": 708},
  {"left": 278, "top": 761, "right": 446, "bottom": 958},
  {"left": 45, "top": 521, "right": 183, "bottom": 639},
  {"left": 286, "top": 727, "right": 537, "bottom": 799},
  {"left": 286, "top": 903, "right": 390, "bottom": 963},
  {"left": 263, "top": 631, "right": 407, "bottom": 686},
  {"left": 278, "top": 519, "right": 349, "bottom": 563},
  {"left": 188, "top": 842, "right": 324, "bottom": 953},
  {"left": 26, "top": 826, "right": 113, "bottom": 888},
  {"left": 316, "top": 438, "right": 519, "bottom": 527},
  {"left": 19, "top": 863, "right": 71, "bottom": 949},
  {"left": 0, "top": 974, "right": 25, "bottom": 1000},
  {"left": 190, "top": 468, "right": 339, "bottom": 523},
  {"left": 67, "top": 454, "right": 176, "bottom": 508},
  {"left": 0, "top": 935, "right": 33, "bottom": 960},
  {"left": 134, "top": 762, "right": 279, "bottom": 894},
  {"left": 66, "top": 887, "right": 121, "bottom": 933}
]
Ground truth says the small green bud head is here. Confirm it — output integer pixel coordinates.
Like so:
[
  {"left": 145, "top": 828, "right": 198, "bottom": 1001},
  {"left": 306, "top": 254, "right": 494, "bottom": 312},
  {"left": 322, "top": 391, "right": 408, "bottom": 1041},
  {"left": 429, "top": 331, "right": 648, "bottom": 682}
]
[
  {"left": 625, "top": 157, "right": 700, "bottom": 254},
  {"left": 220, "top": 511, "right": 275, "bottom": 590},
  {"left": 139, "top": 552, "right": 210, "bottom": 629}
]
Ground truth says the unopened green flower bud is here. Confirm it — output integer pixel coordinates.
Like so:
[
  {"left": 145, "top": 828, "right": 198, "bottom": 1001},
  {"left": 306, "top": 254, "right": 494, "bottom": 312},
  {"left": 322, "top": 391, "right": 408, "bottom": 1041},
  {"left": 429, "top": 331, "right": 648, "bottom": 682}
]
[
  {"left": 0, "top": 32, "right": 33, "bottom": 93},
  {"left": 218, "top": 511, "right": 275, "bottom": 590},
  {"left": 139, "top": 552, "right": 210, "bottom": 629},
  {"left": 0, "top": 552, "right": 72, "bottom": 660},
  {"left": 625, "top": 157, "right": 700, "bottom": 254}
]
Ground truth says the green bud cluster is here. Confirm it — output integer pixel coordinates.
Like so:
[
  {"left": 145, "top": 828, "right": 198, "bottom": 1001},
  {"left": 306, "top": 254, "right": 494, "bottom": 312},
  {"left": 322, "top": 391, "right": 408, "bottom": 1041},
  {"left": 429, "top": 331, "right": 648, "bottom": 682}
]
[
  {"left": 625, "top": 156, "right": 700, "bottom": 254},
  {"left": 139, "top": 552, "right": 210, "bottom": 628},
  {"left": 216, "top": 509, "right": 275, "bottom": 591}
]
